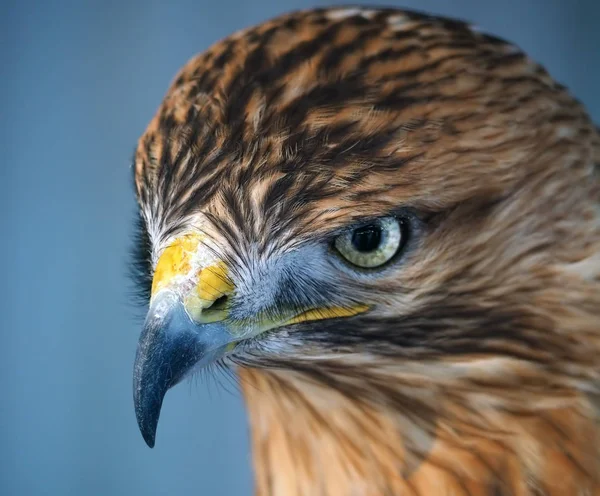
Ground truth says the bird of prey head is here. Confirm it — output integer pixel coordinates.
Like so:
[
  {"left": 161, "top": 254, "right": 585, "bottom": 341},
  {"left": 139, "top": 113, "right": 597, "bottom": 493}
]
[{"left": 131, "top": 7, "right": 600, "bottom": 494}]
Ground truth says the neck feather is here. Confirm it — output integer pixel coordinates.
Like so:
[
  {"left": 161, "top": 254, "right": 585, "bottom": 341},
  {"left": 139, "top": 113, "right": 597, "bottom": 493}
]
[{"left": 240, "top": 368, "right": 600, "bottom": 496}]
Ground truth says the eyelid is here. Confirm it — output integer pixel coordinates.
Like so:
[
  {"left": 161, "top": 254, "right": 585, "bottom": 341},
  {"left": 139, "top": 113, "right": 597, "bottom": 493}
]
[{"left": 326, "top": 211, "right": 408, "bottom": 243}]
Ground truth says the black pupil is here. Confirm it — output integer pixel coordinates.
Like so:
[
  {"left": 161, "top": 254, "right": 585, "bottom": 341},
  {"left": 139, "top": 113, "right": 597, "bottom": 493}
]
[{"left": 351, "top": 224, "right": 382, "bottom": 252}]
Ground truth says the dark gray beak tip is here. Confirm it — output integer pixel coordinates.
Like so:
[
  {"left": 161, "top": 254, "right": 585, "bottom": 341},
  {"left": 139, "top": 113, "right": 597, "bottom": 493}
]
[
  {"left": 132, "top": 313, "right": 173, "bottom": 450},
  {"left": 134, "top": 386, "right": 161, "bottom": 448},
  {"left": 134, "top": 356, "right": 166, "bottom": 449},
  {"left": 144, "top": 432, "right": 156, "bottom": 449}
]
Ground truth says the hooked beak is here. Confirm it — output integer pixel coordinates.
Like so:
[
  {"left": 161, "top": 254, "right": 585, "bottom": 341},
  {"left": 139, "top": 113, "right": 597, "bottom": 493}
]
[
  {"left": 133, "top": 292, "right": 236, "bottom": 448},
  {"left": 133, "top": 234, "right": 237, "bottom": 448}
]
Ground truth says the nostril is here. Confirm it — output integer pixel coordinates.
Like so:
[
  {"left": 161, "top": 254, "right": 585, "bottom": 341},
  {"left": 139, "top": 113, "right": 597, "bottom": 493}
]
[
  {"left": 186, "top": 292, "right": 229, "bottom": 324},
  {"left": 209, "top": 294, "right": 229, "bottom": 310}
]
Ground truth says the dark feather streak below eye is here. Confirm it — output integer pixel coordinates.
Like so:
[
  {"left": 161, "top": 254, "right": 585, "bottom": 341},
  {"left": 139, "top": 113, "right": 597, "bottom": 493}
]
[{"left": 129, "top": 211, "right": 153, "bottom": 308}]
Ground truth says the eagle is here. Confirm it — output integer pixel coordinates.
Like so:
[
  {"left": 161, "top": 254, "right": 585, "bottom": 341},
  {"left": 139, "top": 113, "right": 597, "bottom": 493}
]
[{"left": 131, "top": 6, "right": 600, "bottom": 495}]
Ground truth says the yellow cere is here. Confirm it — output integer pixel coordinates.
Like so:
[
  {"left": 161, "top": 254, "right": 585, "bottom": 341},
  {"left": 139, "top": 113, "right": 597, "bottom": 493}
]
[
  {"left": 184, "top": 262, "right": 234, "bottom": 323},
  {"left": 151, "top": 233, "right": 236, "bottom": 323},
  {"left": 196, "top": 262, "right": 233, "bottom": 304},
  {"left": 151, "top": 234, "right": 203, "bottom": 297}
]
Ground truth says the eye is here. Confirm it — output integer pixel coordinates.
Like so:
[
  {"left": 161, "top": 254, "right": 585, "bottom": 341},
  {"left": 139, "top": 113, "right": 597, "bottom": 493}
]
[{"left": 334, "top": 216, "right": 406, "bottom": 268}]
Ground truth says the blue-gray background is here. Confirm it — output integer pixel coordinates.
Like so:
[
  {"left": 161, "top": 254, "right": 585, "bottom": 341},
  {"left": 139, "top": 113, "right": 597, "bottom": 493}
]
[{"left": 1, "top": 1, "right": 598, "bottom": 494}]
